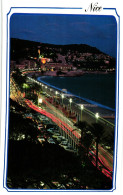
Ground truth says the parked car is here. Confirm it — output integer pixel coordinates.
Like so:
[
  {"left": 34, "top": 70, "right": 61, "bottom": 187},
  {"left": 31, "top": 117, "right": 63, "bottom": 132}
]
[
  {"left": 52, "top": 133, "right": 61, "bottom": 138},
  {"left": 38, "top": 124, "right": 43, "bottom": 130},
  {"left": 47, "top": 129, "right": 54, "bottom": 134},
  {"left": 57, "top": 136, "right": 66, "bottom": 142},
  {"left": 47, "top": 138, "right": 56, "bottom": 144},
  {"left": 60, "top": 140, "right": 68, "bottom": 145}
]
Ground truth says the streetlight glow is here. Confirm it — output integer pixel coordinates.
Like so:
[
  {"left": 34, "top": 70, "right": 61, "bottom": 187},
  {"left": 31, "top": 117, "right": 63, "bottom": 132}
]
[
  {"left": 38, "top": 98, "right": 42, "bottom": 104},
  {"left": 81, "top": 105, "right": 84, "bottom": 110},
  {"left": 61, "top": 94, "right": 64, "bottom": 99},
  {"left": 80, "top": 105, "right": 84, "bottom": 121},
  {"left": 61, "top": 94, "right": 64, "bottom": 105},
  {"left": 69, "top": 98, "right": 72, "bottom": 111},
  {"left": 69, "top": 98, "right": 72, "bottom": 103},
  {"left": 95, "top": 113, "right": 99, "bottom": 119},
  {"left": 55, "top": 91, "right": 58, "bottom": 102}
]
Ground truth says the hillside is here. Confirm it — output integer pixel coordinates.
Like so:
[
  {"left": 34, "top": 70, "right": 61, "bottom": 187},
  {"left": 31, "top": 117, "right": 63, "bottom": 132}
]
[{"left": 10, "top": 38, "right": 116, "bottom": 71}]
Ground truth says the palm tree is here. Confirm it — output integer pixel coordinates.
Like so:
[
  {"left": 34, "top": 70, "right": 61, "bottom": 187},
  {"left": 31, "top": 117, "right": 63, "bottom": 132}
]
[
  {"left": 76, "top": 121, "right": 93, "bottom": 157},
  {"left": 75, "top": 121, "right": 88, "bottom": 137},
  {"left": 82, "top": 132, "right": 93, "bottom": 158},
  {"left": 12, "top": 68, "right": 27, "bottom": 90},
  {"left": 31, "top": 83, "right": 41, "bottom": 95},
  {"left": 91, "top": 123, "right": 104, "bottom": 169}
]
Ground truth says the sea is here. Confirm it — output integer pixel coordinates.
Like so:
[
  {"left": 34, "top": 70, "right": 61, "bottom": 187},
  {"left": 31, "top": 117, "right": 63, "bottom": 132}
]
[{"left": 37, "top": 73, "right": 116, "bottom": 110}]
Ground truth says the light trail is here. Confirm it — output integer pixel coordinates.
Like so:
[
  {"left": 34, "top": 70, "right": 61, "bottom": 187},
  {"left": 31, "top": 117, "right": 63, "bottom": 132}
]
[
  {"left": 42, "top": 97, "right": 113, "bottom": 176},
  {"left": 25, "top": 99, "right": 113, "bottom": 180},
  {"left": 98, "top": 145, "right": 113, "bottom": 162},
  {"left": 10, "top": 75, "right": 114, "bottom": 181},
  {"left": 25, "top": 99, "right": 80, "bottom": 140},
  {"left": 88, "top": 151, "right": 112, "bottom": 180}
]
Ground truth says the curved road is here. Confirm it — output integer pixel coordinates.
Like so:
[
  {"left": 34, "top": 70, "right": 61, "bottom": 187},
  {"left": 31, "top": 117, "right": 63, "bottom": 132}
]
[{"left": 25, "top": 98, "right": 113, "bottom": 180}]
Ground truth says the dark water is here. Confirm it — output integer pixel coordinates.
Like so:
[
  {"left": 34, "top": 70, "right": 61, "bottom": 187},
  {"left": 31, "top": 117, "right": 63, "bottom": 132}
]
[{"left": 37, "top": 73, "right": 116, "bottom": 109}]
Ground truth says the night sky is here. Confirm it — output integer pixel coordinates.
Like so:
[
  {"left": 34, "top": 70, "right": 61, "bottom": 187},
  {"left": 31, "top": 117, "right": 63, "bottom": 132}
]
[{"left": 10, "top": 13, "right": 117, "bottom": 57}]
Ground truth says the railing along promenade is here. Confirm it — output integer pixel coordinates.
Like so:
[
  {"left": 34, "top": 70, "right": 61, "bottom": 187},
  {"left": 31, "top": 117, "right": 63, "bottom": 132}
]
[{"left": 26, "top": 75, "right": 115, "bottom": 130}]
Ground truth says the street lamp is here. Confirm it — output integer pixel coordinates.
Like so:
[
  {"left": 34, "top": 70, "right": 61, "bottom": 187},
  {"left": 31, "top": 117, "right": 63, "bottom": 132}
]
[
  {"left": 69, "top": 98, "right": 72, "bottom": 111},
  {"left": 45, "top": 86, "right": 48, "bottom": 95},
  {"left": 95, "top": 112, "right": 99, "bottom": 123},
  {"left": 55, "top": 91, "right": 58, "bottom": 101},
  {"left": 38, "top": 98, "right": 42, "bottom": 107},
  {"left": 80, "top": 104, "right": 84, "bottom": 121},
  {"left": 61, "top": 94, "right": 64, "bottom": 105}
]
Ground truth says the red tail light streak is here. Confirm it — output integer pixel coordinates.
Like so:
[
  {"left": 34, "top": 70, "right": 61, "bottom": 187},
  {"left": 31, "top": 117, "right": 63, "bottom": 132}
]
[{"left": 25, "top": 99, "right": 113, "bottom": 180}]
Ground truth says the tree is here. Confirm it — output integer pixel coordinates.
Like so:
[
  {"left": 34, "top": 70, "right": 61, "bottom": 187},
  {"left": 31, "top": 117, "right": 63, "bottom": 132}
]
[
  {"left": 12, "top": 68, "right": 27, "bottom": 90},
  {"left": 9, "top": 111, "right": 39, "bottom": 142},
  {"left": 91, "top": 123, "right": 104, "bottom": 169},
  {"left": 30, "top": 82, "right": 42, "bottom": 95},
  {"left": 75, "top": 121, "right": 88, "bottom": 138},
  {"left": 76, "top": 121, "right": 93, "bottom": 158},
  {"left": 82, "top": 132, "right": 93, "bottom": 158}
]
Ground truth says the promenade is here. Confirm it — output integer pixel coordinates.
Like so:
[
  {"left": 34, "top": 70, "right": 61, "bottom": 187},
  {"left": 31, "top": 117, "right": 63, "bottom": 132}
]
[
  {"left": 10, "top": 74, "right": 115, "bottom": 181},
  {"left": 27, "top": 76, "right": 115, "bottom": 126}
]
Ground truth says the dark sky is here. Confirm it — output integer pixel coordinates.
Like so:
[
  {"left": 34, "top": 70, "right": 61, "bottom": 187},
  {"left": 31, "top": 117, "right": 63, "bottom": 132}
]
[{"left": 10, "top": 13, "right": 117, "bottom": 57}]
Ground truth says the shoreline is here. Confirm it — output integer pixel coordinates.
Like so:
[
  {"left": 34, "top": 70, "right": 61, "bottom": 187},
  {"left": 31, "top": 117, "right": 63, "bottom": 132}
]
[
  {"left": 37, "top": 76, "right": 115, "bottom": 112},
  {"left": 26, "top": 70, "right": 115, "bottom": 78}
]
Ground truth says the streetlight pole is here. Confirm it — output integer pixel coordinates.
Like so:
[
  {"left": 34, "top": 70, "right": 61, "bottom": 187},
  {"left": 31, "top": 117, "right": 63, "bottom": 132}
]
[
  {"left": 95, "top": 112, "right": 99, "bottom": 123},
  {"left": 42, "top": 84, "right": 44, "bottom": 93},
  {"left": 55, "top": 91, "right": 58, "bottom": 102},
  {"left": 95, "top": 112, "right": 100, "bottom": 169},
  {"left": 61, "top": 94, "right": 64, "bottom": 105},
  {"left": 80, "top": 105, "right": 84, "bottom": 121},
  {"left": 45, "top": 86, "right": 47, "bottom": 94},
  {"left": 69, "top": 98, "right": 72, "bottom": 112},
  {"left": 38, "top": 97, "right": 42, "bottom": 107}
]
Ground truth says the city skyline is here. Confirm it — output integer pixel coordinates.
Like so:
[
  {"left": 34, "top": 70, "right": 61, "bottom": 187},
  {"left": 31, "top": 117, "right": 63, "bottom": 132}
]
[{"left": 10, "top": 13, "right": 117, "bottom": 58}]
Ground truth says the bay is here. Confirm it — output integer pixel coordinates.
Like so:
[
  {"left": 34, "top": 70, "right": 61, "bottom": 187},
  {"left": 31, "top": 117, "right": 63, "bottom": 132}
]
[{"left": 37, "top": 73, "right": 116, "bottom": 109}]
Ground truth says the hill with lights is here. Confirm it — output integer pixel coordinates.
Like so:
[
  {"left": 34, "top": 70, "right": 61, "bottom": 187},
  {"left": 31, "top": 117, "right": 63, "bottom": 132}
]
[{"left": 10, "top": 38, "right": 115, "bottom": 71}]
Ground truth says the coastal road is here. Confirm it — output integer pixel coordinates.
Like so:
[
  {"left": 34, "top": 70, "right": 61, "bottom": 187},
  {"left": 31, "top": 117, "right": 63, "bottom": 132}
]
[
  {"left": 10, "top": 76, "right": 114, "bottom": 180},
  {"left": 25, "top": 98, "right": 113, "bottom": 180}
]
